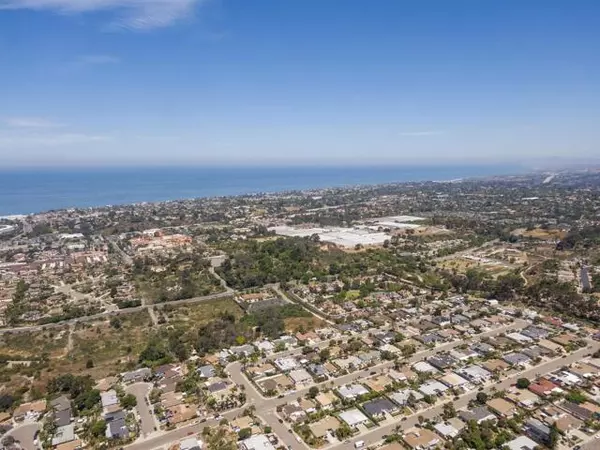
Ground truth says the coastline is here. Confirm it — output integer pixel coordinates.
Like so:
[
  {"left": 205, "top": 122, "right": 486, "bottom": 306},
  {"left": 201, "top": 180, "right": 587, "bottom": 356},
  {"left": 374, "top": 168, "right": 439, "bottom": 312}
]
[{"left": 0, "top": 164, "right": 526, "bottom": 216}]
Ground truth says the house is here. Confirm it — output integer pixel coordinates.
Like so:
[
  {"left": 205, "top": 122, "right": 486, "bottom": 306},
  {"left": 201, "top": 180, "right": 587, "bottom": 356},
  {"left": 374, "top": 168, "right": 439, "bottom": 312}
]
[
  {"left": 281, "top": 404, "right": 306, "bottom": 423},
  {"left": 524, "top": 419, "right": 551, "bottom": 445},
  {"left": 506, "top": 332, "right": 533, "bottom": 345},
  {"left": 13, "top": 400, "right": 47, "bottom": 421},
  {"left": 307, "top": 363, "right": 328, "bottom": 378},
  {"left": 273, "top": 336, "right": 298, "bottom": 349},
  {"left": 389, "top": 390, "right": 424, "bottom": 406},
  {"left": 255, "top": 340, "right": 275, "bottom": 354},
  {"left": 337, "top": 384, "right": 369, "bottom": 400},
  {"left": 309, "top": 416, "right": 341, "bottom": 439},
  {"left": 166, "top": 404, "right": 197, "bottom": 425},
  {"left": 505, "top": 435, "right": 539, "bottom": 450},
  {"left": 101, "top": 390, "right": 119, "bottom": 409},
  {"left": 434, "top": 421, "right": 461, "bottom": 439},
  {"left": 296, "top": 331, "right": 320, "bottom": 345},
  {"left": 313, "top": 391, "right": 336, "bottom": 410},
  {"left": 246, "top": 363, "right": 276, "bottom": 378},
  {"left": 449, "top": 349, "right": 478, "bottom": 361},
  {"left": 427, "top": 354, "right": 457, "bottom": 371},
  {"left": 459, "top": 406, "right": 496, "bottom": 424},
  {"left": 53, "top": 408, "right": 73, "bottom": 427},
  {"left": 486, "top": 398, "right": 517, "bottom": 418},
  {"left": 274, "top": 357, "right": 298, "bottom": 372},
  {"left": 50, "top": 395, "right": 71, "bottom": 412},
  {"left": 358, "top": 350, "right": 381, "bottom": 365},
  {"left": 458, "top": 365, "right": 492, "bottom": 384},
  {"left": 482, "top": 359, "right": 510, "bottom": 373},
  {"left": 412, "top": 361, "right": 438, "bottom": 374},
  {"left": 122, "top": 368, "right": 151, "bottom": 383},
  {"left": 105, "top": 410, "right": 128, "bottom": 439},
  {"left": 51, "top": 424, "right": 76, "bottom": 447},
  {"left": 418, "top": 381, "right": 449, "bottom": 397},
  {"left": 470, "top": 342, "right": 495, "bottom": 356},
  {"left": 522, "top": 346, "right": 547, "bottom": 360},
  {"left": 550, "top": 371, "right": 582, "bottom": 387},
  {"left": 180, "top": 437, "right": 204, "bottom": 450},
  {"left": 520, "top": 326, "right": 550, "bottom": 340},
  {"left": 207, "top": 381, "right": 230, "bottom": 393},
  {"left": 197, "top": 365, "right": 216, "bottom": 378},
  {"left": 550, "top": 333, "right": 580, "bottom": 348},
  {"left": 339, "top": 408, "right": 370, "bottom": 427},
  {"left": 415, "top": 333, "right": 444, "bottom": 345},
  {"left": 502, "top": 353, "right": 531, "bottom": 367},
  {"left": 402, "top": 428, "right": 440, "bottom": 450},
  {"left": 364, "top": 375, "right": 393, "bottom": 392},
  {"left": 289, "top": 369, "right": 313, "bottom": 387},
  {"left": 230, "top": 344, "right": 256, "bottom": 357},
  {"left": 333, "top": 355, "right": 363, "bottom": 371},
  {"left": 538, "top": 339, "right": 563, "bottom": 353},
  {"left": 528, "top": 378, "right": 561, "bottom": 397},
  {"left": 439, "top": 372, "right": 470, "bottom": 389},
  {"left": 241, "top": 434, "right": 276, "bottom": 450},
  {"left": 362, "top": 398, "right": 398, "bottom": 419},
  {"left": 505, "top": 389, "right": 540, "bottom": 409},
  {"left": 560, "top": 401, "right": 600, "bottom": 421}
]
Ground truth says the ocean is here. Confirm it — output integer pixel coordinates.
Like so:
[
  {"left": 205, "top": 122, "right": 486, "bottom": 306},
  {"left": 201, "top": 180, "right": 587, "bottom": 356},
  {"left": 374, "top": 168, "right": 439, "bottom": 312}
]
[{"left": 0, "top": 165, "right": 525, "bottom": 216}]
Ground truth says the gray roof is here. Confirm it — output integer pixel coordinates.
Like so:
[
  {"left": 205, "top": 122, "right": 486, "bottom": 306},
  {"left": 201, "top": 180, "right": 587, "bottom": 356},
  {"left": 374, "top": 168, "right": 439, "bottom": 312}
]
[
  {"left": 50, "top": 395, "right": 71, "bottom": 412},
  {"left": 503, "top": 352, "right": 531, "bottom": 365},
  {"left": 428, "top": 354, "right": 457, "bottom": 370},
  {"left": 54, "top": 408, "right": 72, "bottom": 427},
  {"left": 362, "top": 398, "right": 397, "bottom": 416},
  {"left": 107, "top": 418, "right": 128, "bottom": 439},
  {"left": 208, "top": 381, "right": 229, "bottom": 393},
  {"left": 459, "top": 406, "right": 496, "bottom": 424},
  {"left": 198, "top": 365, "right": 216, "bottom": 378},
  {"left": 521, "top": 326, "right": 550, "bottom": 340},
  {"left": 122, "top": 367, "right": 151, "bottom": 382},
  {"left": 470, "top": 342, "right": 495, "bottom": 355}
]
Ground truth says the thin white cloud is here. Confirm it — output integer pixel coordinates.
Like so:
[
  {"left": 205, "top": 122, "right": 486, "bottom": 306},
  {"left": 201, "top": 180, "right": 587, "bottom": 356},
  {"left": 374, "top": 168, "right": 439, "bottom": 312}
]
[
  {"left": 3, "top": 117, "right": 64, "bottom": 128},
  {"left": 0, "top": 132, "right": 111, "bottom": 148},
  {"left": 398, "top": 130, "right": 444, "bottom": 137},
  {"left": 0, "top": 0, "right": 209, "bottom": 30},
  {"left": 77, "top": 54, "right": 120, "bottom": 65}
]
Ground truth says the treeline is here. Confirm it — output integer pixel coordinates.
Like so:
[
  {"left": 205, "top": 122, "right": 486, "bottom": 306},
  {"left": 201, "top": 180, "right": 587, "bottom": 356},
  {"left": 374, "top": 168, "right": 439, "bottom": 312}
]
[
  {"left": 217, "top": 236, "right": 428, "bottom": 289},
  {"left": 439, "top": 267, "right": 600, "bottom": 323}
]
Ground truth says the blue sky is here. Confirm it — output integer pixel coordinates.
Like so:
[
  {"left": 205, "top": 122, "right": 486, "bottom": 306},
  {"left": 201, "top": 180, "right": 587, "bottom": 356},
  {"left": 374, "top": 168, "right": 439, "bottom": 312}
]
[{"left": 0, "top": 0, "right": 599, "bottom": 166}]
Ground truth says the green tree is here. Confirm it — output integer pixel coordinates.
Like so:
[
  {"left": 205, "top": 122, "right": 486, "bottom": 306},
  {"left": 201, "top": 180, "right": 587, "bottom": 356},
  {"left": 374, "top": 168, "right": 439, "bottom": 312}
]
[
  {"left": 476, "top": 392, "right": 488, "bottom": 404},
  {"left": 308, "top": 386, "right": 319, "bottom": 399},
  {"left": 120, "top": 393, "right": 138, "bottom": 409},
  {"left": 516, "top": 378, "right": 530, "bottom": 389},
  {"left": 238, "top": 428, "right": 252, "bottom": 440}
]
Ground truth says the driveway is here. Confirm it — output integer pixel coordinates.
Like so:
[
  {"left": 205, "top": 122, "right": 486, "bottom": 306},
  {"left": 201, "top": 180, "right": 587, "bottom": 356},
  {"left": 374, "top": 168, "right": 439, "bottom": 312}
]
[
  {"left": 4, "top": 423, "right": 41, "bottom": 450},
  {"left": 126, "top": 382, "right": 157, "bottom": 437}
]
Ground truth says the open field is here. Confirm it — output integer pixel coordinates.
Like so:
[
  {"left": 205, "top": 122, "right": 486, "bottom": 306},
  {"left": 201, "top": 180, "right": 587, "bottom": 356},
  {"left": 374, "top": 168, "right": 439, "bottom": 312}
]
[
  {"left": 0, "top": 327, "right": 69, "bottom": 359},
  {"left": 515, "top": 227, "right": 568, "bottom": 240},
  {"left": 438, "top": 256, "right": 511, "bottom": 276},
  {"left": 284, "top": 316, "right": 325, "bottom": 333},
  {"left": 158, "top": 297, "right": 243, "bottom": 328},
  {"left": 57, "top": 310, "right": 153, "bottom": 379}
]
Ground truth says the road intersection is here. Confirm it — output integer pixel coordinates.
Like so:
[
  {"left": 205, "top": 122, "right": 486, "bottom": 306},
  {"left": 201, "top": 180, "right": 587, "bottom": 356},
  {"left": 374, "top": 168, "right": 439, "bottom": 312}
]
[{"left": 127, "top": 319, "right": 569, "bottom": 450}]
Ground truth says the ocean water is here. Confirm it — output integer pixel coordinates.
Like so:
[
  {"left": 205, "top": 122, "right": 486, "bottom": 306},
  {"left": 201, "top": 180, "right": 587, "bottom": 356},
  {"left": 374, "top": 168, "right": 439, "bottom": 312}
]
[{"left": 0, "top": 165, "right": 524, "bottom": 215}]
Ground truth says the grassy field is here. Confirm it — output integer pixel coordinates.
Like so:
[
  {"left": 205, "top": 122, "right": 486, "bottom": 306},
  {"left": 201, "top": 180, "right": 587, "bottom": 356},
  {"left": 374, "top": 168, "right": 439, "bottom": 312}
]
[
  {"left": 439, "top": 257, "right": 510, "bottom": 277},
  {"left": 159, "top": 297, "right": 243, "bottom": 328},
  {"left": 0, "top": 327, "right": 69, "bottom": 359},
  {"left": 52, "top": 310, "right": 154, "bottom": 379}
]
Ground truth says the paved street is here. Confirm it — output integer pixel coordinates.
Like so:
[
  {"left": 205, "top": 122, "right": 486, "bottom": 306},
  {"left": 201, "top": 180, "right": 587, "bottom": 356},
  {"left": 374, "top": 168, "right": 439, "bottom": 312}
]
[
  {"left": 4, "top": 423, "right": 40, "bottom": 450},
  {"left": 128, "top": 319, "right": 527, "bottom": 450},
  {"left": 326, "top": 341, "right": 600, "bottom": 450},
  {"left": 126, "top": 382, "right": 158, "bottom": 437}
]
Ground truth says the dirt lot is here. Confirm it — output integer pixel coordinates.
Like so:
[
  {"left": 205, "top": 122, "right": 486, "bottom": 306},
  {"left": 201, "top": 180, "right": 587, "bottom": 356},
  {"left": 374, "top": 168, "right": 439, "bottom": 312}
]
[{"left": 284, "top": 316, "right": 325, "bottom": 333}]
